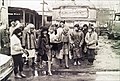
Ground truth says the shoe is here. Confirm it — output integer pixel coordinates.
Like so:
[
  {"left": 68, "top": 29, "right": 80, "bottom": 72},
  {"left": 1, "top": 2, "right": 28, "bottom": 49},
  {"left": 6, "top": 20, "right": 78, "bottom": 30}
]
[
  {"left": 47, "top": 71, "right": 52, "bottom": 76},
  {"left": 38, "top": 64, "right": 43, "bottom": 69},
  {"left": 32, "top": 62, "right": 36, "bottom": 66},
  {"left": 15, "top": 74, "right": 22, "bottom": 79},
  {"left": 20, "top": 73, "right": 26, "bottom": 78},
  {"left": 74, "top": 62, "right": 77, "bottom": 66},
  {"left": 25, "top": 60, "right": 29, "bottom": 66},
  {"left": 51, "top": 62, "right": 53, "bottom": 65},
  {"left": 78, "top": 61, "right": 81, "bottom": 65},
  {"left": 87, "top": 62, "right": 93, "bottom": 65},
  {"left": 65, "top": 66, "right": 69, "bottom": 69},
  {"left": 59, "top": 64, "right": 63, "bottom": 67}
]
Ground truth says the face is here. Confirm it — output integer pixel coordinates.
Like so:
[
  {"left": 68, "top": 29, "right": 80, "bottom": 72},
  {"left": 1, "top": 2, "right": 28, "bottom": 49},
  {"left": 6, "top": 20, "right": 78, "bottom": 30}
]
[
  {"left": 74, "top": 27, "right": 78, "bottom": 32},
  {"left": 17, "top": 32, "right": 22, "bottom": 37},
  {"left": 83, "top": 26, "right": 87, "bottom": 30},
  {"left": 43, "top": 31, "right": 47, "bottom": 37},
  {"left": 88, "top": 28, "right": 92, "bottom": 33},
  {"left": 30, "top": 28, "right": 34, "bottom": 32},
  {"left": 49, "top": 30, "right": 54, "bottom": 34},
  {"left": 60, "top": 22, "right": 64, "bottom": 28}
]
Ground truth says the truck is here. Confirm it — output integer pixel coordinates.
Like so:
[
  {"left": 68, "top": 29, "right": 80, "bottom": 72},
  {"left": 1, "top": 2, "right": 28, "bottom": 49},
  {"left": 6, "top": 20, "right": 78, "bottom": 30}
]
[
  {"left": 52, "top": 4, "right": 97, "bottom": 27},
  {"left": 96, "top": 8, "right": 114, "bottom": 36},
  {"left": 108, "top": 13, "right": 120, "bottom": 39}
]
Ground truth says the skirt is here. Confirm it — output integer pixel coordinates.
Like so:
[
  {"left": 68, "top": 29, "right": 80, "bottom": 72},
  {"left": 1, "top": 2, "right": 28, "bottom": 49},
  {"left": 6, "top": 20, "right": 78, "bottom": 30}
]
[{"left": 56, "top": 43, "right": 69, "bottom": 59}]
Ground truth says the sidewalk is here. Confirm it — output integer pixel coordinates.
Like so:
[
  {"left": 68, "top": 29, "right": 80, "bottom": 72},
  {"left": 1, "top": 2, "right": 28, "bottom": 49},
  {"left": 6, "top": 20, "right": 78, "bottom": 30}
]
[{"left": 8, "top": 36, "right": 120, "bottom": 81}]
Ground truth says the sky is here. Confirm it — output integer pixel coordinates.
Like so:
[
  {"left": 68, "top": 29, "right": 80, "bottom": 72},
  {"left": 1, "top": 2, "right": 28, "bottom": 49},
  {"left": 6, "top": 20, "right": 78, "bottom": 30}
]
[{"left": 9, "top": 0, "right": 120, "bottom": 12}]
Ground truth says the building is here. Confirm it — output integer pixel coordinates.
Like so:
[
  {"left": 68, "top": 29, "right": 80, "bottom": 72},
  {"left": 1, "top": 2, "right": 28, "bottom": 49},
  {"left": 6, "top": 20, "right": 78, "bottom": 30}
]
[
  {"left": 0, "top": 0, "right": 8, "bottom": 26},
  {"left": 52, "top": 0, "right": 97, "bottom": 27}
]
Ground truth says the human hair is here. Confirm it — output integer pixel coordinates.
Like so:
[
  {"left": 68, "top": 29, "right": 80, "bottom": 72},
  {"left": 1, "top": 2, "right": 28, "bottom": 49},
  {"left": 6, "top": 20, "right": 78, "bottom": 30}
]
[
  {"left": 41, "top": 28, "right": 48, "bottom": 38},
  {"left": 74, "top": 24, "right": 79, "bottom": 28},
  {"left": 60, "top": 20, "right": 65, "bottom": 24},
  {"left": 40, "top": 28, "right": 50, "bottom": 44},
  {"left": 12, "top": 28, "right": 22, "bottom": 36},
  {"left": 83, "top": 24, "right": 88, "bottom": 28}
]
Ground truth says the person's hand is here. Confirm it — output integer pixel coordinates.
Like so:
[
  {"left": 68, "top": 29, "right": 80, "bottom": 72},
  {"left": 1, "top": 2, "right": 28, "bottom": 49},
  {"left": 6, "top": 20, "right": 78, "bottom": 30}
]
[
  {"left": 22, "top": 46, "right": 25, "bottom": 49},
  {"left": 35, "top": 48, "right": 38, "bottom": 51},
  {"left": 72, "top": 44, "right": 75, "bottom": 47},
  {"left": 23, "top": 49, "right": 29, "bottom": 56},
  {"left": 79, "top": 44, "right": 82, "bottom": 47}
]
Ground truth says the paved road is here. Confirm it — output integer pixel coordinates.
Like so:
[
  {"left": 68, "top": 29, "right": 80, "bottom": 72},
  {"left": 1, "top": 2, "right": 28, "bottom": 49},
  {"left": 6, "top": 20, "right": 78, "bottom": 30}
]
[{"left": 8, "top": 36, "right": 120, "bottom": 81}]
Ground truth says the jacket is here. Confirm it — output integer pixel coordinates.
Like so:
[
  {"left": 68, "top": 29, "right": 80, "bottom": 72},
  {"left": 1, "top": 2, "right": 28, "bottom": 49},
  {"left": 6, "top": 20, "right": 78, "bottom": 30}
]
[
  {"left": 22, "top": 28, "right": 37, "bottom": 50},
  {"left": 71, "top": 30, "right": 84, "bottom": 48},
  {"left": 11, "top": 34, "right": 23, "bottom": 55},
  {"left": 85, "top": 31, "right": 98, "bottom": 49}
]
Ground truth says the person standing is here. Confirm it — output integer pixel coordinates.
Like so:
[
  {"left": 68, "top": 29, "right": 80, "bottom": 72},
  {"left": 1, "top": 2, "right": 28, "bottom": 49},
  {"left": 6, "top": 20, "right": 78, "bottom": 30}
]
[
  {"left": 48, "top": 25, "right": 58, "bottom": 63},
  {"left": 11, "top": 28, "right": 26, "bottom": 79},
  {"left": 61, "top": 27, "right": 70, "bottom": 69},
  {"left": 56, "top": 21, "right": 64, "bottom": 67},
  {"left": 82, "top": 24, "right": 88, "bottom": 60},
  {"left": 85, "top": 26, "right": 98, "bottom": 65},
  {"left": 9, "top": 21, "right": 16, "bottom": 37},
  {"left": 71, "top": 24, "right": 84, "bottom": 66},
  {"left": 37, "top": 28, "right": 52, "bottom": 75},
  {"left": 22, "top": 23, "right": 37, "bottom": 66}
]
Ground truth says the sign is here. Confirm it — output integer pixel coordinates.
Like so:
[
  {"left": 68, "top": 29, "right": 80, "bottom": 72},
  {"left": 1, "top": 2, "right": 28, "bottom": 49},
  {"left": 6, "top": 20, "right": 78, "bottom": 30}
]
[{"left": 60, "top": 7, "right": 88, "bottom": 18}]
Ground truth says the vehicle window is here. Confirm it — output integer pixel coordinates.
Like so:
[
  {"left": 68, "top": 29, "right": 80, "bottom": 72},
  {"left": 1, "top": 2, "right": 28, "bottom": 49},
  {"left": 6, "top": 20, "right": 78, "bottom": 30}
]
[
  {"left": 0, "top": 23, "right": 10, "bottom": 55},
  {"left": 115, "top": 15, "right": 120, "bottom": 21}
]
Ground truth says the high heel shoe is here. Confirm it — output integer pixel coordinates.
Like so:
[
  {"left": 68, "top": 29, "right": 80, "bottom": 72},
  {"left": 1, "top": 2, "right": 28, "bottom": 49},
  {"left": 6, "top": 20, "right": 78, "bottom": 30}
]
[
  {"left": 47, "top": 71, "right": 52, "bottom": 76},
  {"left": 65, "top": 66, "right": 69, "bottom": 69}
]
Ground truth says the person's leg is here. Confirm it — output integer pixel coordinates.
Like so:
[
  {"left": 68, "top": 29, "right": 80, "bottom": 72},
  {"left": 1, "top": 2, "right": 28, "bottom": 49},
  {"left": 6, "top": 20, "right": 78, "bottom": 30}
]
[
  {"left": 89, "top": 49, "right": 95, "bottom": 64},
  {"left": 32, "top": 57, "right": 35, "bottom": 66},
  {"left": 65, "top": 55, "right": 69, "bottom": 68},
  {"left": 12, "top": 55, "right": 19, "bottom": 75},
  {"left": 58, "top": 48, "right": 63, "bottom": 67},
  {"left": 59, "top": 59, "right": 63, "bottom": 67},
  {"left": 77, "top": 58, "right": 81, "bottom": 65},
  {"left": 12, "top": 55, "right": 22, "bottom": 78},
  {"left": 19, "top": 54, "right": 26, "bottom": 78},
  {"left": 87, "top": 49, "right": 95, "bottom": 65},
  {"left": 74, "top": 59, "right": 77, "bottom": 66},
  {"left": 73, "top": 48, "right": 77, "bottom": 66},
  {"left": 88, "top": 59, "right": 93, "bottom": 65},
  {"left": 47, "top": 61, "right": 52, "bottom": 75}
]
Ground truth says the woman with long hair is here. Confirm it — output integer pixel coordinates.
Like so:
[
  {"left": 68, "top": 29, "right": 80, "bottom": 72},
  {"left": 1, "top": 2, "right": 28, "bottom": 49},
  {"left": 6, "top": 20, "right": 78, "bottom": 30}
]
[
  {"left": 37, "top": 28, "right": 52, "bottom": 75},
  {"left": 11, "top": 28, "right": 26, "bottom": 79}
]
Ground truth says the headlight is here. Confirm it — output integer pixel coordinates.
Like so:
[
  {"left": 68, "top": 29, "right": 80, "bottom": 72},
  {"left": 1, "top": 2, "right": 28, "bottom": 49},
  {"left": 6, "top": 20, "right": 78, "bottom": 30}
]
[{"left": 0, "top": 58, "right": 13, "bottom": 74}]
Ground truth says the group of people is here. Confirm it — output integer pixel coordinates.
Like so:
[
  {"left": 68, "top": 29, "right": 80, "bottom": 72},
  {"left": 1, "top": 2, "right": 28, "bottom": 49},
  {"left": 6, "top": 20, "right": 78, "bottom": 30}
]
[{"left": 10, "top": 20, "right": 98, "bottom": 79}]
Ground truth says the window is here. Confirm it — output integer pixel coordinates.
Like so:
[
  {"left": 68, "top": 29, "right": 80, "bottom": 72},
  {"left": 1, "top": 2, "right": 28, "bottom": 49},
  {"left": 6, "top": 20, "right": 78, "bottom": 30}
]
[
  {"left": 47, "top": 16, "right": 52, "bottom": 22},
  {"left": 2, "top": 0, "right": 4, "bottom": 6}
]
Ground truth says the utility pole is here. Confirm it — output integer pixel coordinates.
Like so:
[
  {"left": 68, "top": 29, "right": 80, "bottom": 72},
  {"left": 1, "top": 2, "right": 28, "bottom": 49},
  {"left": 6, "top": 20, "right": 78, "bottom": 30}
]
[
  {"left": 42, "top": 0, "right": 44, "bottom": 26},
  {"left": 41, "top": 0, "right": 48, "bottom": 26}
]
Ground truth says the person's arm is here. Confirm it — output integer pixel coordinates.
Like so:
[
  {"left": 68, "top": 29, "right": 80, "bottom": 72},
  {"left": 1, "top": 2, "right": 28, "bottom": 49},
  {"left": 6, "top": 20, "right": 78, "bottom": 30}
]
[
  {"left": 37, "top": 36, "right": 41, "bottom": 49},
  {"left": 88, "top": 32, "right": 98, "bottom": 45},
  {"left": 85, "top": 33, "right": 89, "bottom": 44},
  {"left": 11, "top": 37, "right": 23, "bottom": 51},
  {"left": 21, "top": 30, "right": 26, "bottom": 48},
  {"left": 79, "top": 32, "right": 84, "bottom": 47}
]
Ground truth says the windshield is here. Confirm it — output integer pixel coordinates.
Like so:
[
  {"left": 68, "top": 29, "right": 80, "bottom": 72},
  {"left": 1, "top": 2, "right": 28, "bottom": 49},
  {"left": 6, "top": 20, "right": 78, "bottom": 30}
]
[{"left": 115, "top": 14, "right": 120, "bottom": 21}]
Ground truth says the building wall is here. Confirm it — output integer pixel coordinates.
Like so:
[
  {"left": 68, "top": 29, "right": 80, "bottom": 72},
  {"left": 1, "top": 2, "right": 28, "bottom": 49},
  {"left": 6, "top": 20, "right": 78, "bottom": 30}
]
[{"left": 0, "top": 0, "right": 8, "bottom": 28}]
